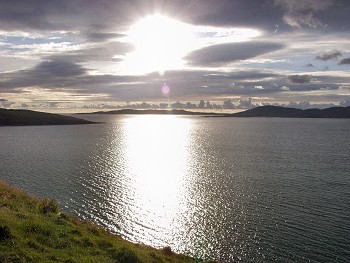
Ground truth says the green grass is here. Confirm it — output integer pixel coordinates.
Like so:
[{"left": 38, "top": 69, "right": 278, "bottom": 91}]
[{"left": 0, "top": 180, "right": 209, "bottom": 263}]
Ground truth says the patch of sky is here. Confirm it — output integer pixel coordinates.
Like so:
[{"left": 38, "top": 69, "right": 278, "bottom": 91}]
[{"left": 0, "top": 35, "right": 64, "bottom": 45}]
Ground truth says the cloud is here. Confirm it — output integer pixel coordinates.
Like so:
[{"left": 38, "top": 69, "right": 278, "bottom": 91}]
[
  {"left": 281, "top": 85, "right": 290, "bottom": 91},
  {"left": 0, "top": 99, "right": 15, "bottom": 108},
  {"left": 288, "top": 74, "right": 312, "bottom": 84},
  {"left": 287, "top": 100, "right": 311, "bottom": 109},
  {"left": 33, "top": 60, "right": 87, "bottom": 77},
  {"left": 339, "top": 57, "right": 350, "bottom": 65},
  {"left": 283, "top": 12, "right": 323, "bottom": 28},
  {"left": 0, "top": 60, "right": 90, "bottom": 91},
  {"left": 0, "top": 1, "right": 132, "bottom": 32},
  {"left": 274, "top": 0, "right": 334, "bottom": 12},
  {"left": 186, "top": 42, "right": 284, "bottom": 66},
  {"left": 340, "top": 97, "right": 350, "bottom": 107},
  {"left": 223, "top": 99, "right": 235, "bottom": 109},
  {"left": 305, "top": 63, "right": 315, "bottom": 67},
  {"left": 85, "top": 31, "right": 125, "bottom": 42},
  {"left": 316, "top": 50, "right": 342, "bottom": 61},
  {"left": 188, "top": 1, "right": 283, "bottom": 31},
  {"left": 0, "top": 1, "right": 274, "bottom": 33},
  {"left": 274, "top": 0, "right": 335, "bottom": 28},
  {"left": 46, "top": 41, "right": 134, "bottom": 64},
  {"left": 238, "top": 97, "right": 253, "bottom": 109}
]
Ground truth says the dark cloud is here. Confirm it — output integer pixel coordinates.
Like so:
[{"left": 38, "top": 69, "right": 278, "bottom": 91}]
[
  {"left": 339, "top": 57, "right": 350, "bottom": 65},
  {"left": 85, "top": 32, "right": 125, "bottom": 42},
  {"left": 0, "top": 60, "right": 89, "bottom": 90},
  {"left": 316, "top": 50, "right": 342, "bottom": 61},
  {"left": 305, "top": 63, "right": 315, "bottom": 67},
  {"left": 273, "top": 0, "right": 334, "bottom": 13},
  {"left": 0, "top": 0, "right": 66, "bottom": 31},
  {"left": 186, "top": 42, "right": 284, "bottom": 66},
  {"left": 317, "top": 1, "right": 350, "bottom": 31},
  {"left": 288, "top": 74, "right": 312, "bottom": 84},
  {"left": 238, "top": 97, "right": 253, "bottom": 109},
  {"left": 33, "top": 60, "right": 87, "bottom": 77},
  {"left": 187, "top": 0, "right": 283, "bottom": 31},
  {"left": 0, "top": 0, "right": 148, "bottom": 32},
  {"left": 288, "top": 83, "right": 338, "bottom": 92},
  {"left": 223, "top": 99, "right": 235, "bottom": 109},
  {"left": 274, "top": 0, "right": 335, "bottom": 28},
  {"left": 0, "top": 98, "right": 8, "bottom": 102},
  {"left": 45, "top": 41, "right": 134, "bottom": 63}
]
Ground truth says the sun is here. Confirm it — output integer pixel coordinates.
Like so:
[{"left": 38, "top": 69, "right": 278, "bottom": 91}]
[{"left": 123, "top": 14, "right": 195, "bottom": 75}]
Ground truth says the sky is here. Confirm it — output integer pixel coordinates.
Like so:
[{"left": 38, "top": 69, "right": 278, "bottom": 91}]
[{"left": 0, "top": 0, "right": 349, "bottom": 111}]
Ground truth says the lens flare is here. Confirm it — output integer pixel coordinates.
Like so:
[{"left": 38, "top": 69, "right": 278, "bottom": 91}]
[{"left": 161, "top": 82, "right": 170, "bottom": 95}]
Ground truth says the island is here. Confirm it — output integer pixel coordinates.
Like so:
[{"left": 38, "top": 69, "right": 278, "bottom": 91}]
[
  {"left": 80, "top": 108, "right": 220, "bottom": 116},
  {"left": 80, "top": 105, "right": 350, "bottom": 118},
  {"left": 228, "top": 105, "right": 350, "bottom": 118},
  {"left": 0, "top": 108, "right": 96, "bottom": 126}
]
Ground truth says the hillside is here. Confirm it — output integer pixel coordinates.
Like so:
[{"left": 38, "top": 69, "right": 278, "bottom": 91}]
[
  {"left": 0, "top": 180, "right": 204, "bottom": 263},
  {"left": 230, "top": 105, "right": 350, "bottom": 118},
  {"left": 0, "top": 108, "right": 96, "bottom": 126}
]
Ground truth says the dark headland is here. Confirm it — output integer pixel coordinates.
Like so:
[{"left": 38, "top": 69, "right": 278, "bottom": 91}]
[
  {"left": 227, "top": 105, "right": 350, "bottom": 118},
  {"left": 0, "top": 108, "right": 96, "bottom": 126}
]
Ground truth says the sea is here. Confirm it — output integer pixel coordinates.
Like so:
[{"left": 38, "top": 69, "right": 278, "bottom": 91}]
[{"left": 1, "top": 115, "right": 349, "bottom": 262}]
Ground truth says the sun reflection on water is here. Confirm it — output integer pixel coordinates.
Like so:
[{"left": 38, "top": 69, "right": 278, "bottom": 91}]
[{"left": 121, "top": 115, "right": 192, "bottom": 244}]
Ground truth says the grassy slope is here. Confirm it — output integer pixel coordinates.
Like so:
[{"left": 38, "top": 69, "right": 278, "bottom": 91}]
[{"left": 0, "top": 181, "right": 203, "bottom": 263}]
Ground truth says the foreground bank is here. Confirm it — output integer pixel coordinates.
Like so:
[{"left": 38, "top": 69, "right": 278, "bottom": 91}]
[{"left": 0, "top": 180, "right": 209, "bottom": 262}]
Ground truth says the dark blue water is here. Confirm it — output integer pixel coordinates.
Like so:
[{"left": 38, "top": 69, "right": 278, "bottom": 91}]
[{"left": 1, "top": 116, "right": 349, "bottom": 262}]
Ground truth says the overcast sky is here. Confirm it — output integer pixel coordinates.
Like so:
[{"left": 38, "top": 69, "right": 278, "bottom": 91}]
[{"left": 0, "top": 0, "right": 349, "bottom": 111}]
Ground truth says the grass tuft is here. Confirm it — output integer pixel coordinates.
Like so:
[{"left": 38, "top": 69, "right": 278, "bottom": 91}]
[
  {"left": 162, "top": 246, "right": 174, "bottom": 256},
  {"left": 109, "top": 246, "right": 142, "bottom": 263},
  {"left": 0, "top": 225, "right": 11, "bottom": 241},
  {"left": 36, "top": 198, "right": 60, "bottom": 214}
]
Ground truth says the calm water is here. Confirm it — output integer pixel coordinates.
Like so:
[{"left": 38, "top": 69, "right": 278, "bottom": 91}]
[{"left": 1, "top": 115, "right": 350, "bottom": 262}]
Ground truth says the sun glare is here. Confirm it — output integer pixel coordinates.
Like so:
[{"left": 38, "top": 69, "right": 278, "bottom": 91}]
[
  {"left": 122, "top": 116, "right": 192, "bottom": 241},
  {"left": 121, "top": 14, "right": 261, "bottom": 75},
  {"left": 123, "top": 14, "right": 196, "bottom": 75}
]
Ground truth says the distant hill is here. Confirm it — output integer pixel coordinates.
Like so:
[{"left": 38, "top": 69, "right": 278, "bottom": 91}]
[
  {"left": 230, "top": 105, "right": 350, "bottom": 118},
  {"left": 0, "top": 108, "right": 96, "bottom": 126},
  {"left": 82, "top": 109, "right": 220, "bottom": 115}
]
